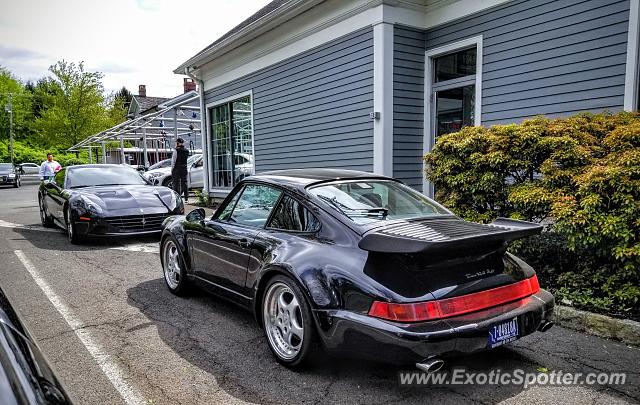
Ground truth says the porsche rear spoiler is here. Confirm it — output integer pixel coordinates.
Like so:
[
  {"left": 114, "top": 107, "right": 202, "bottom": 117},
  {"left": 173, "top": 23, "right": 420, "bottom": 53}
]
[{"left": 358, "top": 217, "right": 542, "bottom": 254}]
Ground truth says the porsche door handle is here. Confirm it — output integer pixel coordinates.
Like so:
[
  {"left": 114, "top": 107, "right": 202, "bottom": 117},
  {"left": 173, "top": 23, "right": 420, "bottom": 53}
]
[{"left": 238, "top": 238, "right": 251, "bottom": 248}]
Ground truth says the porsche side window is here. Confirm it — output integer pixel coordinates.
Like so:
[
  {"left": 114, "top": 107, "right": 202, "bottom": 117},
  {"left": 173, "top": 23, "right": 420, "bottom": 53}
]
[
  {"left": 228, "top": 184, "right": 282, "bottom": 227},
  {"left": 268, "top": 195, "right": 320, "bottom": 232},
  {"left": 218, "top": 188, "right": 243, "bottom": 221}
]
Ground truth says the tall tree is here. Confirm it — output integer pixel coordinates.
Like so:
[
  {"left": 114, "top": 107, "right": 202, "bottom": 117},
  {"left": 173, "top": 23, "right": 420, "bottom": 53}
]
[
  {"left": 106, "top": 86, "right": 133, "bottom": 124},
  {"left": 0, "top": 67, "right": 33, "bottom": 142},
  {"left": 34, "top": 60, "right": 111, "bottom": 149}
]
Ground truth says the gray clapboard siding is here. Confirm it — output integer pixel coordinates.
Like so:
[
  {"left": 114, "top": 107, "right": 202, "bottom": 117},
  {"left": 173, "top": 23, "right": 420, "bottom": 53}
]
[
  {"left": 204, "top": 28, "right": 374, "bottom": 173},
  {"left": 425, "top": 0, "right": 630, "bottom": 125},
  {"left": 393, "top": 26, "right": 426, "bottom": 190}
]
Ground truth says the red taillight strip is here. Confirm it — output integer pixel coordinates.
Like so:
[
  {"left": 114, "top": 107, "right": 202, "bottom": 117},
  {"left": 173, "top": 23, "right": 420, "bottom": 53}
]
[{"left": 368, "top": 275, "right": 540, "bottom": 323}]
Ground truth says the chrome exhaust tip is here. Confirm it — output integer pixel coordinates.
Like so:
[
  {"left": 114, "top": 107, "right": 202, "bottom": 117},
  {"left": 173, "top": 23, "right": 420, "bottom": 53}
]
[
  {"left": 538, "top": 320, "right": 554, "bottom": 332},
  {"left": 416, "top": 358, "right": 444, "bottom": 373}
]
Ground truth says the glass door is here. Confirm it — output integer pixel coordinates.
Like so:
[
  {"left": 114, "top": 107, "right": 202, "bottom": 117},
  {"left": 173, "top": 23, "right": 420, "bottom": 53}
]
[{"left": 210, "top": 95, "right": 253, "bottom": 188}]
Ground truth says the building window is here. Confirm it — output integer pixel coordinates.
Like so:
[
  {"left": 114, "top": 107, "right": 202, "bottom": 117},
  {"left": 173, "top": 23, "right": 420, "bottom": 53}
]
[
  {"left": 424, "top": 36, "right": 483, "bottom": 197},
  {"left": 430, "top": 45, "right": 479, "bottom": 137},
  {"left": 209, "top": 95, "right": 254, "bottom": 188}
]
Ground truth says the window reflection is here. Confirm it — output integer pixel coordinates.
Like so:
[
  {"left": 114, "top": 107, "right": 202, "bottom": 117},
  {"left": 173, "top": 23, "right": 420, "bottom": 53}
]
[
  {"left": 436, "top": 86, "right": 475, "bottom": 137},
  {"left": 434, "top": 47, "right": 476, "bottom": 82},
  {"left": 210, "top": 95, "right": 254, "bottom": 188}
]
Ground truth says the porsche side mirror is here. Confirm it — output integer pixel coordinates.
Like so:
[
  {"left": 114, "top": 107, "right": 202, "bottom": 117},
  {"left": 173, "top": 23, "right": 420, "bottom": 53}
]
[
  {"left": 186, "top": 208, "right": 205, "bottom": 222},
  {"left": 43, "top": 180, "right": 57, "bottom": 189}
]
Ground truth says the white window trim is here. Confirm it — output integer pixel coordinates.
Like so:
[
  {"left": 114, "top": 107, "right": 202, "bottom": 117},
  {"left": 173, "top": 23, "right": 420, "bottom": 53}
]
[
  {"left": 423, "top": 35, "right": 483, "bottom": 197},
  {"left": 205, "top": 90, "right": 255, "bottom": 193},
  {"left": 624, "top": 0, "right": 640, "bottom": 111}
]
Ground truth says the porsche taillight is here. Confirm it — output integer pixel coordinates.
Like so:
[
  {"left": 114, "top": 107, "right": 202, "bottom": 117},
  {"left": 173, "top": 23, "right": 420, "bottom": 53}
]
[{"left": 368, "top": 275, "right": 541, "bottom": 323}]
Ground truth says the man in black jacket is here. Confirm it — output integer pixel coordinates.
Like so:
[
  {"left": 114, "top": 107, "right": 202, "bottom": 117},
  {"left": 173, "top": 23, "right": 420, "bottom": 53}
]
[{"left": 171, "top": 138, "right": 189, "bottom": 203}]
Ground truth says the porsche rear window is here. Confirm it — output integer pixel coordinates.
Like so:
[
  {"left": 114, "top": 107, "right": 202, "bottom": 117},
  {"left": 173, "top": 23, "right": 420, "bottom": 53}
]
[{"left": 308, "top": 180, "right": 450, "bottom": 225}]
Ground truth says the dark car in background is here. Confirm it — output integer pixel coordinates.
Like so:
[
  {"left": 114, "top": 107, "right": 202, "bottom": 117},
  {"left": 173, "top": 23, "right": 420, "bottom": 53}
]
[
  {"left": 0, "top": 285, "right": 73, "bottom": 404},
  {"left": 0, "top": 162, "right": 21, "bottom": 188},
  {"left": 159, "top": 169, "right": 555, "bottom": 369},
  {"left": 38, "top": 164, "right": 184, "bottom": 244}
]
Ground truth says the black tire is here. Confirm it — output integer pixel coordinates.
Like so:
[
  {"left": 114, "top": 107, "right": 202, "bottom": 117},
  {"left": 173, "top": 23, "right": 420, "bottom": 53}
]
[
  {"left": 13, "top": 178, "right": 20, "bottom": 188},
  {"left": 39, "top": 195, "right": 54, "bottom": 228},
  {"left": 162, "top": 176, "right": 173, "bottom": 189},
  {"left": 65, "top": 206, "right": 80, "bottom": 244},
  {"left": 261, "top": 275, "right": 319, "bottom": 368},
  {"left": 161, "top": 236, "right": 191, "bottom": 295}
]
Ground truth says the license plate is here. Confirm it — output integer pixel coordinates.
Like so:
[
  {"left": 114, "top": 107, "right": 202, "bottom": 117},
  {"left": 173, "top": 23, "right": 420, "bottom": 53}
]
[{"left": 488, "top": 317, "right": 519, "bottom": 348}]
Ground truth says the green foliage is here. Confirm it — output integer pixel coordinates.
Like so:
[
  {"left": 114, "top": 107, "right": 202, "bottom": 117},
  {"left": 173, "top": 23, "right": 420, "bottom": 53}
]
[
  {"left": 425, "top": 112, "right": 640, "bottom": 319},
  {"left": 33, "top": 61, "right": 115, "bottom": 149},
  {"left": 0, "top": 68, "right": 34, "bottom": 142},
  {"left": 0, "top": 140, "right": 87, "bottom": 166},
  {"left": 194, "top": 189, "right": 211, "bottom": 207}
]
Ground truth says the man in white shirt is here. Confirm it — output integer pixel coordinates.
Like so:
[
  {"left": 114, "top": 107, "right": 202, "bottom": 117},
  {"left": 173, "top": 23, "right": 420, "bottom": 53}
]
[{"left": 39, "top": 153, "right": 61, "bottom": 180}]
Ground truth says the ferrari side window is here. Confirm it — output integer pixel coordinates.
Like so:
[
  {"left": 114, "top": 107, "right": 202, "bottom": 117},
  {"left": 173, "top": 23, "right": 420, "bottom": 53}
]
[
  {"left": 228, "top": 184, "right": 282, "bottom": 227},
  {"left": 268, "top": 195, "right": 320, "bottom": 232}
]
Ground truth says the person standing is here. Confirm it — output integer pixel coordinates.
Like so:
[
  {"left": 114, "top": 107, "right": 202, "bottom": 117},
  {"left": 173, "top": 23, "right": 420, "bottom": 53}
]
[
  {"left": 38, "top": 153, "right": 61, "bottom": 181},
  {"left": 171, "top": 138, "right": 189, "bottom": 203}
]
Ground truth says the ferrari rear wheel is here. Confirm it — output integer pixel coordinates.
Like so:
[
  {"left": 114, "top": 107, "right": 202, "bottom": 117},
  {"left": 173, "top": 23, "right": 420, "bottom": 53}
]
[
  {"left": 162, "top": 237, "right": 190, "bottom": 295},
  {"left": 65, "top": 206, "right": 80, "bottom": 244},
  {"left": 39, "top": 196, "right": 54, "bottom": 228},
  {"left": 262, "top": 275, "right": 318, "bottom": 368}
]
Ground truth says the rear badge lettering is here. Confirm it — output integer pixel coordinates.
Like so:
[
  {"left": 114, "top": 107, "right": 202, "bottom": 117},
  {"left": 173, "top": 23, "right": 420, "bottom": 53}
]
[{"left": 465, "top": 268, "right": 496, "bottom": 280}]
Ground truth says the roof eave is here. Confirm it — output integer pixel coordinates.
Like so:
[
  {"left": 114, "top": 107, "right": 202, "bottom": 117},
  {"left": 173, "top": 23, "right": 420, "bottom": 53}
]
[{"left": 174, "top": 0, "right": 323, "bottom": 75}]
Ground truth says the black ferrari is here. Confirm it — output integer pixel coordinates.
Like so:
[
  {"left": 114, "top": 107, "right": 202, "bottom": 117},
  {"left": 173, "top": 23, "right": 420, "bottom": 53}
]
[
  {"left": 39, "top": 164, "right": 184, "bottom": 244},
  {"left": 160, "top": 169, "right": 554, "bottom": 369}
]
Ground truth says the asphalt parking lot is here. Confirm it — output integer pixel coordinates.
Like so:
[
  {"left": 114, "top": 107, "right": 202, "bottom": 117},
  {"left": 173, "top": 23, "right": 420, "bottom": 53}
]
[{"left": 0, "top": 179, "right": 638, "bottom": 405}]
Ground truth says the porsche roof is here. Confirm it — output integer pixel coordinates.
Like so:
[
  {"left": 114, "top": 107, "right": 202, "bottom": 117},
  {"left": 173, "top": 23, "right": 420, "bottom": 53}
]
[{"left": 255, "top": 169, "right": 391, "bottom": 186}]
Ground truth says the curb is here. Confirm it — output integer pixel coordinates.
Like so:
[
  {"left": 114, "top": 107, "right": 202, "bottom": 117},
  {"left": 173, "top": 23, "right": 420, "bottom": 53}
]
[{"left": 552, "top": 305, "right": 640, "bottom": 346}]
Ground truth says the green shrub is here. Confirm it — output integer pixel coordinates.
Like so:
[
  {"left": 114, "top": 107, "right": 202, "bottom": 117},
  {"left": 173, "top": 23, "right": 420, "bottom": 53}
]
[
  {"left": 0, "top": 140, "right": 88, "bottom": 166},
  {"left": 425, "top": 112, "right": 640, "bottom": 319}
]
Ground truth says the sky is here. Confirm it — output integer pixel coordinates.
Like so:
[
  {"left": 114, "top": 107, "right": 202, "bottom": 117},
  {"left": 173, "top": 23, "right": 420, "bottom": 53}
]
[{"left": 0, "top": 0, "right": 272, "bottom": 97}]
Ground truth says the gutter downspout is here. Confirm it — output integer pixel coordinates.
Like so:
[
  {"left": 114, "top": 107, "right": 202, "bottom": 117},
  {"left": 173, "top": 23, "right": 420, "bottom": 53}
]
[{"left": 185, "top": 67, "right": 209, "bottom": 200}]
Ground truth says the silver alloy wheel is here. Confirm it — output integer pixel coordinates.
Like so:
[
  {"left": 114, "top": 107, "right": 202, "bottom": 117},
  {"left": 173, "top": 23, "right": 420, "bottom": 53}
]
[
  {"left": 263, "top": 282, "right": 304, "bottom": 361},
  {"left": 163, "top": 240, "right": 181, "bottom": 289}
]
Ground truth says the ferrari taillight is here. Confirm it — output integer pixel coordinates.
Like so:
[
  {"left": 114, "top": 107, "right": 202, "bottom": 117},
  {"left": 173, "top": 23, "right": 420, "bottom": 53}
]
[{"left": 368, "top": 275, "right": 541, "bottom": 323}]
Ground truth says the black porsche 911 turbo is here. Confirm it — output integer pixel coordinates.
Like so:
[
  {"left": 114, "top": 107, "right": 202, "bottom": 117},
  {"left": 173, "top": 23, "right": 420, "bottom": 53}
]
[
  {"left": 39, "top": 164, "right": 184, "bottom": 244},
  {"left": 160, "top": 169, "right": 554, "bottom": 369}
]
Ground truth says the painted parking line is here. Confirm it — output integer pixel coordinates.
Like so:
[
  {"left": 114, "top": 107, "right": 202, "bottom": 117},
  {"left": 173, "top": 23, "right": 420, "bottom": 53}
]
[
  {"left": 1, "top": 219, "right": 159, "bottom": 253},
  {"left": 14, "top": 250, "right": 147, "bottom": 405},
  {"left": 109, "top": 243, "right": 159, "bottom": 254},
  {"left": 0, "top": 219, "right": 60, "bottom": 233}
]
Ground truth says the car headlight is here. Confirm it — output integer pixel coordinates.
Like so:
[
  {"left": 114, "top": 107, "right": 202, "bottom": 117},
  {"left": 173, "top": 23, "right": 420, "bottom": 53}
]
[
  {"left": 81, "top": 196, "right": 103, "bottom": 215},
  {"left": 8, "top": 173, "right": 15, "bottom": 178},
  {"left": 146, "top": 172, "right": 164, "bottom": 179}
]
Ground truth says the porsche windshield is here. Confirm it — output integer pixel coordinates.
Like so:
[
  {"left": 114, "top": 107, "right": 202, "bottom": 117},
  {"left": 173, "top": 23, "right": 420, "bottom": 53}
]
[
  {"left": 308, "top": 180, "right": 451, "bottom": 224},
  {"left": 67, "top": 166, "right": 148, "bottom": 188}
]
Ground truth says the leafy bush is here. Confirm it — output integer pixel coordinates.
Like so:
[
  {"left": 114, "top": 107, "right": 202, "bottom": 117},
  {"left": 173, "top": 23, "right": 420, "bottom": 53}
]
[
  {"left": 425, "top": 112, "right": 640, "bottom": 319},
  {"left": 0, "top": 140, "right": 88, "bottom": 166}
]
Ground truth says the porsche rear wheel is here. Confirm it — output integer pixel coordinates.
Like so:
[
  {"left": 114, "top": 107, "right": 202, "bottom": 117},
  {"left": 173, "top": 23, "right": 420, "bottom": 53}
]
[{"left": 262, "top": 275, "right": 318, "bottom": 368}]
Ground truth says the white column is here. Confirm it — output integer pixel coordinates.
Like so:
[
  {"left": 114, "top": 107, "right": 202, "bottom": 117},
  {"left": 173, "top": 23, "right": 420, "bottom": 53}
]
[
  {"left": 372, "top": 22, "right": 394, "bottom": 176},
  {"left": 624, "top": 0, "right": 640, "bottom": 111}
]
